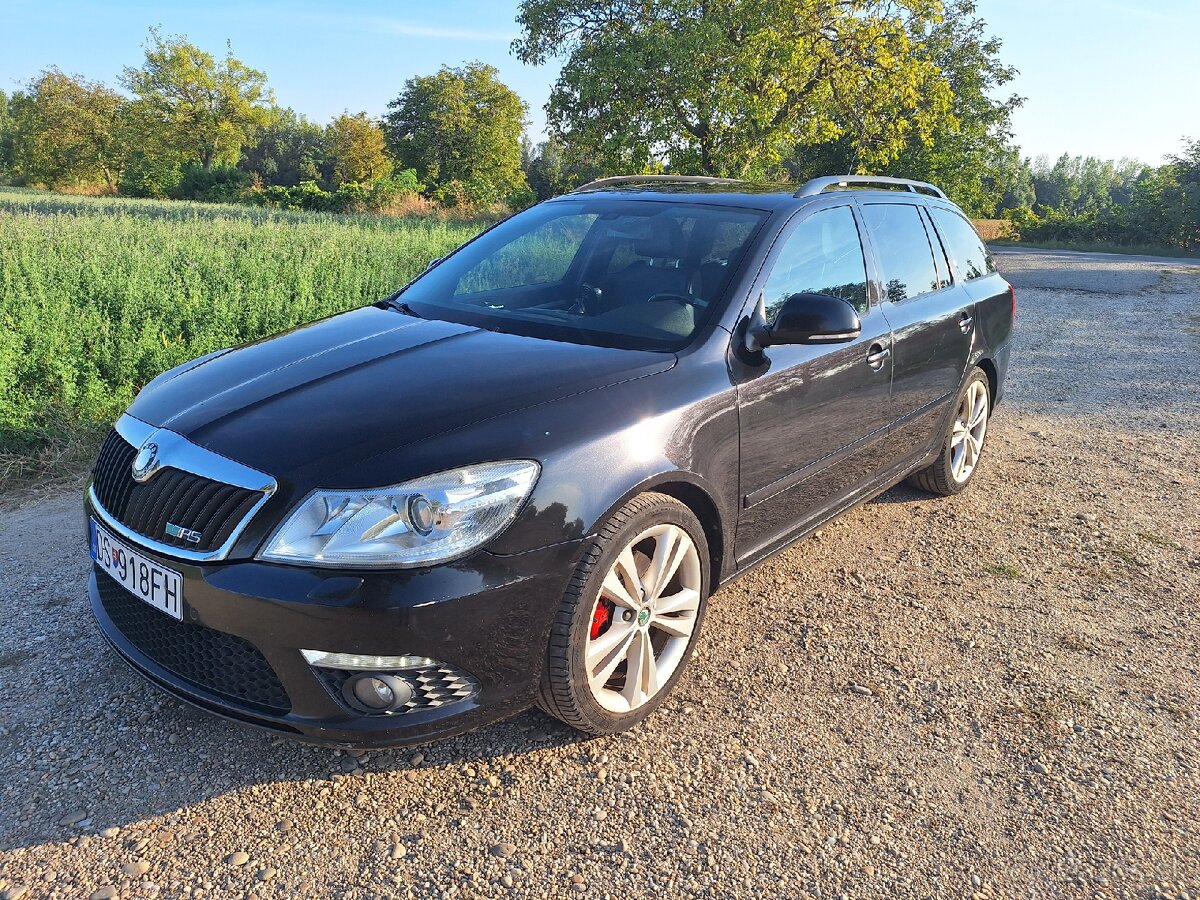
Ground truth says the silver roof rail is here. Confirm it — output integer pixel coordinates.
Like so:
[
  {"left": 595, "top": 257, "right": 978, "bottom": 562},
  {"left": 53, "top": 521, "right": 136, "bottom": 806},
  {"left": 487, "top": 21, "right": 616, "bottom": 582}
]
[
  {"left": 795, "top": 175, "right": 947, "bottom": 200},
  {"left": 571, "top": 174, "right": 745, "bottom": 193}
]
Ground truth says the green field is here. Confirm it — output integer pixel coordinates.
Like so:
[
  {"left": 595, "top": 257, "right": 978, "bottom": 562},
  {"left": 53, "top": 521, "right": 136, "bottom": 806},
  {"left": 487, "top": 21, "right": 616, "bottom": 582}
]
[{"left": 0, "top": 189, "right": 485, "bottom": 477}]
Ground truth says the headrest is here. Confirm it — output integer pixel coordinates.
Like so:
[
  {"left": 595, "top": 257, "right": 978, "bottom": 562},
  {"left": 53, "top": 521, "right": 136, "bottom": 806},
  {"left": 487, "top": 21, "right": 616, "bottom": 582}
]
[{"left": 628, "top": 217, "right": 686, "bottom": 259}]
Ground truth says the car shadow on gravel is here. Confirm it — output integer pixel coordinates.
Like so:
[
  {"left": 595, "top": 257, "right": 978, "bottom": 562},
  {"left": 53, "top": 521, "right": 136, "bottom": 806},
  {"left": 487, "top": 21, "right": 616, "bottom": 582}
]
[
  {"left": 866, "top": 483, "right": 929, "bottom": 505},
  {"left": 1, "top": 645, "right": 598, "bottom": 851}
]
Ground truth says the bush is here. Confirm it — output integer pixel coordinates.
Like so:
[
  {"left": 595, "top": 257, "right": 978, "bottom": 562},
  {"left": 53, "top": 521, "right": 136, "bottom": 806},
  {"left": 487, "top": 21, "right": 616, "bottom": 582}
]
[
  {"left": 245, "top": 169, "right": 427, "bottom": 215},
  {"left": 170, "top": 163, "right": 252, "bottom": 203},
  {"left": 120, "top": 151, "right": 183, "bottom": 199},
  {"left": 507, "top": 184, "right": 537, "bottom": 210},
  {"left": 246, "top": 179, "right": 332, "bottom": 211},
  {"left": 367, "top": 169, "right": 425, "bottom": 210},
  {"left": 430, "top": 175, "right": 513, "bottom": 209}
]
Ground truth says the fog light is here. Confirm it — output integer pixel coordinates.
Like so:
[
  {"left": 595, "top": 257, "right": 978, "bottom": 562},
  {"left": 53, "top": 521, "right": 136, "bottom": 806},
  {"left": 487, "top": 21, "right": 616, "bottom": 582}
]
[
  {"left": 343, "top": 673, "right": 413, "bottom": 713},
  {"left": 302, "top": 649, "right": 437, "bottom": 670}
]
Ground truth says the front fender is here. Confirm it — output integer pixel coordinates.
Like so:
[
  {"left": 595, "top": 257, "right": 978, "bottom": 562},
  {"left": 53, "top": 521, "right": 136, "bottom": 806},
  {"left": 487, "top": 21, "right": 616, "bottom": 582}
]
[{"left": 449, "top": 356, "right": 743, "bottom": 571}]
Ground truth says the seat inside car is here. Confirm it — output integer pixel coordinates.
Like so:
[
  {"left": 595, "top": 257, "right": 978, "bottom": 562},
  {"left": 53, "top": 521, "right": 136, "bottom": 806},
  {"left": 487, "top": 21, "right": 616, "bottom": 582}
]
[{"left": 599, "top": 218, "right": 690, "bottom": 310}]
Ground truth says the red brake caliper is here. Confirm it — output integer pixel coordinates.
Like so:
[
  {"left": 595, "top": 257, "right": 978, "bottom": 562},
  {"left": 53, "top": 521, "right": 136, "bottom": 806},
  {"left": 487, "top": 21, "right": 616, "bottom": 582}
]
[{"left": 590, "top": 597, "right": 613, "bottom": 640}]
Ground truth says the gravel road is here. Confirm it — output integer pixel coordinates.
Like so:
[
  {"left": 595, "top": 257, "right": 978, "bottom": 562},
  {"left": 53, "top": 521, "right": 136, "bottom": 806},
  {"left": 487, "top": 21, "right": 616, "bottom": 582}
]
[{"left": 1, "top": 249, "right": 1198, "bottom": 900}]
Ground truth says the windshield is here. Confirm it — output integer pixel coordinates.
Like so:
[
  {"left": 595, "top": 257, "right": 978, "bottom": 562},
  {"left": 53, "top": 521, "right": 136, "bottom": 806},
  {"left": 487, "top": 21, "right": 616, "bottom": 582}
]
[{"left": 397, "top": 198, "right": 767, "bottom": 351}]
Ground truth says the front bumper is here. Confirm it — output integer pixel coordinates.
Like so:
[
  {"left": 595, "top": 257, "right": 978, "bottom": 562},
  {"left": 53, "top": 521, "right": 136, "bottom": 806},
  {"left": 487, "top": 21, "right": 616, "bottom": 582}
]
[{"left": 87, "top": 498, "right": 584, "bottom": 748}]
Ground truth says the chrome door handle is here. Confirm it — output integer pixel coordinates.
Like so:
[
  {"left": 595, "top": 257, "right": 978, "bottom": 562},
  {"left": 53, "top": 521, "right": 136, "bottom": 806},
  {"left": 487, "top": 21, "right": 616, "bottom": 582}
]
[
  {"left": 959, "top": 312, "right": 974, "bottom": 333},
  {"left": 866, "top": 344, "right": 891, "bottom": 369}
]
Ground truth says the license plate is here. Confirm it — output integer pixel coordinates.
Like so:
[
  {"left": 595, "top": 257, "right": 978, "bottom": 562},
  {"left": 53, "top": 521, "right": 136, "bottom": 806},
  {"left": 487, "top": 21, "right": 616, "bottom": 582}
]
[{"left": 90, "top": 518, "right": 184, "bottom": 621}]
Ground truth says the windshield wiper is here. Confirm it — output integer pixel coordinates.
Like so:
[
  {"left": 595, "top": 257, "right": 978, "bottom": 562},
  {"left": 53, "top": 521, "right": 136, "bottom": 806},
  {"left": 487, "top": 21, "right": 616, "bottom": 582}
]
[{"left": 385, "top": 298, "right": 424, "bottom": 319}]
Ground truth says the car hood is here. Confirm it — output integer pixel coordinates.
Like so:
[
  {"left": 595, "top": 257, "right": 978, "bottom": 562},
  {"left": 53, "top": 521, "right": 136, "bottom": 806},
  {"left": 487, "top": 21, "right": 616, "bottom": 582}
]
[{"left": 127, "top": 305, "right": 675, "bottom": 483}]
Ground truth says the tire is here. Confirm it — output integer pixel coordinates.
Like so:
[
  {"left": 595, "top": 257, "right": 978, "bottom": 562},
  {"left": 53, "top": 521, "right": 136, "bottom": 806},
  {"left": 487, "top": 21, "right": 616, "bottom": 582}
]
[
  {"left": 907, "top": 366, "right": 991, "bottom": 496},
  {"left": 537, "top": 492, "right": 711, "bottom": 735}
]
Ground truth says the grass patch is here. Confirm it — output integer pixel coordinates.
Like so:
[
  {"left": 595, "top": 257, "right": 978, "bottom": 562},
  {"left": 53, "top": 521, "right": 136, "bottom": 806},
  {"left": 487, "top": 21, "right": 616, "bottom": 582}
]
[
  {"left": 0, "top": 424, "right": 107, "bottom": 506},
  {"left": 1058, "top": 633, "right": 1093, "bottom": 653},
  {"left": 997, "top": 686, "right": 1093, "bottom": 733},
  {"left": 1136, "top": 531, "right": 1181, "bottom": 551},
  {"left": 985, "top": 562, "right": 1022, "bottom": 579},
  {"left": 1102, "top": 543, "right": 1143, "bottom": 567},
  {"left": 990, "top": 239, "right": 1200, "bottom": 260},
  {"left": 0, "top": 188, "right": 487, "bottom": 484}
]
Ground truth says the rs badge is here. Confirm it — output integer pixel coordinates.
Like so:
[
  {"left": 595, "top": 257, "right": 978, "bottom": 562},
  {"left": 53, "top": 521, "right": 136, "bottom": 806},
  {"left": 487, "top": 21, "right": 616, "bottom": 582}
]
[{"left": 165, "top": 522, "right": 203, "bottom": 544}]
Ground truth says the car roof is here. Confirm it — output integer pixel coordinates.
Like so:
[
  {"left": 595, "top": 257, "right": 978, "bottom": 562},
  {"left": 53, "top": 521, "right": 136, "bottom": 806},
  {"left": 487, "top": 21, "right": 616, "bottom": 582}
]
[
  {"left": 545, "top": 181, "right": 955, "bottom": 213},
  {"left": 546, "top": 183, "right": 803, "bottom": 210}
]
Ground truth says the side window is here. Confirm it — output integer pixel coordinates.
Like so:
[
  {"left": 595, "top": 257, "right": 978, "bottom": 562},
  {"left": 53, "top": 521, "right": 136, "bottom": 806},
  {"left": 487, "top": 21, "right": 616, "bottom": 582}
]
[
  {"left": 861, "top": 204, "right": 940, "bottom": 302},
  {"left": 456, "top": 214, "right": 597, "bottom": 294},
  {"left": 761, "top": 206, "right": 869, "bottom": 321},
  {"left": 929, "top": 208, "right": 996, "bottom": 282}
]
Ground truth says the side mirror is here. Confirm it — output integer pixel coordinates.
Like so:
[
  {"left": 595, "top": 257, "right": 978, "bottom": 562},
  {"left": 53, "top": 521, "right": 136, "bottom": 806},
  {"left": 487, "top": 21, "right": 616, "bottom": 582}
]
[{"left": 749, "top": 292, "right": 861, "bottom": 349}]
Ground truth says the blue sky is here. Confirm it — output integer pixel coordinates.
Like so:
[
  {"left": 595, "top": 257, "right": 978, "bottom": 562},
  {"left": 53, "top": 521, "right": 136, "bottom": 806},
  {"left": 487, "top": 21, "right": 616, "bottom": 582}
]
[{"left": 0, "top": 0, "right": 1196, "bottom": 164}]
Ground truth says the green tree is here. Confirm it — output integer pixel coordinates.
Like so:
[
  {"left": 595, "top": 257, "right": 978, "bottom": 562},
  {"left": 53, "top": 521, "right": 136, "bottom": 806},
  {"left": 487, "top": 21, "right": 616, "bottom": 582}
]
[
  {"left": 872, "top": 0, "right": 1023, "bottom": 215},
  {"left": 324, "top": 112, "right": 392, "bottom": 187},
  {"left": 999, "top": 138, "right": 1198, "bottom": 252},
  {"left": 1026, "top": 154, "right": 1145, "bottom": 216},
  {"left": 8, "top": 68, "right": 132, "bottom": 192},
  {"left": 121, "top": 28, "right": 272, "bottom": 171},
  {"left": 0, "top": 90, "right": 16, "bottom": 182},
  {"left": 238, "top": 106, "right": 326, "bottom": 187},
  {"left": 1135, "top": 139, "right": 1200, "bottom": 249},
  {"left": 514, "top": 0, "right": 954, "bottom": 178},
  {"left": 384, "top": 62, "right": 529, "bottom": 205},
  {"left": 993, "top": 148, "right": 1035, "bottom": 211},
  {"left": 521, "top": 135, "right": 574, "bottom": 200}
]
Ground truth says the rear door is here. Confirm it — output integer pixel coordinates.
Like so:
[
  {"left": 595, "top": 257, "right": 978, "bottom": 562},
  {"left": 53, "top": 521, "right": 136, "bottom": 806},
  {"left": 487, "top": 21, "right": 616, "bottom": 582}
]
[
  {"left": 926, "top": 206, "right": 1014, "bottom": 362},
  {"left": 733, "top": 204, "right": 894, "bottom": 564},
  {"left": 857, "top": 202, "right": 974, "bottom": 467}
]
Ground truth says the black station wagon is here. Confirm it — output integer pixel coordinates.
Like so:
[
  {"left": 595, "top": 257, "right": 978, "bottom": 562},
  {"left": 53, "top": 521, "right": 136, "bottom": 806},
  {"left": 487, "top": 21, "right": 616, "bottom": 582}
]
[{"left": 86, "top": 175, "right": 1014, "bottom": 746}]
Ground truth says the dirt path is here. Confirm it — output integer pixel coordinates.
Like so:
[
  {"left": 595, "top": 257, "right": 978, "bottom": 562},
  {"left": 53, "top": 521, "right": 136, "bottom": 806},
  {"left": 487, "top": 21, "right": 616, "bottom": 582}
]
[{"left": 1, "top": 250, "right": 1197, "bottom": 899}]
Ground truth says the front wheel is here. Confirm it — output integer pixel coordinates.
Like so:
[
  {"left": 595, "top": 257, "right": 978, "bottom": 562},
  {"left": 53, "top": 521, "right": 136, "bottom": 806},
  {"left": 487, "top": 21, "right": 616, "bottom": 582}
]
[
  {"left": 537, "top": 492, "right": 710, "bottom": 735},
  {"left": 907, "top": 367, "right": 991, "bottom": 496}
]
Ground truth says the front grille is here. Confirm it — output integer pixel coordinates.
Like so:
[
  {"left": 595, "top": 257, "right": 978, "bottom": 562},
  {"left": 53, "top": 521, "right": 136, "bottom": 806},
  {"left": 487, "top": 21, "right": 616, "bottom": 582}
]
[
  {"left": 91, "top": 430, "right": 261, "bottom": 553},
  {"left": 95, "top": 567, "right": 290, "bottom": 714},
  {"left": 317, "top": 666, "right": 479, "bottom": 714}
]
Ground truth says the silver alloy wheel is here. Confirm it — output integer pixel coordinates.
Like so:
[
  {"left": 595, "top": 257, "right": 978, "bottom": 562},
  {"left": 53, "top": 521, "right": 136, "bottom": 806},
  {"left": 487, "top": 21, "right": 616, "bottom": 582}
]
[
  {"left": 585, "top": 523, "right": 703, "bottom": 714},
  {"left": 950, "top": 379, "right": 989, "bottom": 483}
]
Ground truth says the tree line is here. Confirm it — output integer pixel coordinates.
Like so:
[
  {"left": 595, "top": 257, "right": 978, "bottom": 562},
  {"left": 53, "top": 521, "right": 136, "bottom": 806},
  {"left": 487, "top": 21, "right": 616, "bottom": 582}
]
[
  {"left": 0, "top": 2, "right": 1195, "bottom": 249},
  {"left": 0, "top": 29, "right": 532, "bottom": 212},
  {"left": 993, "top": 148, "right": 1200, "bottom": 250}
]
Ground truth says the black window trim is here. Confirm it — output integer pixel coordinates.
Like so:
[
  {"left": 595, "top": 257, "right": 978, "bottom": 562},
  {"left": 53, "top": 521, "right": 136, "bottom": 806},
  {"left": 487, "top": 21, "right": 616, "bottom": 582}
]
[{"left": 920, "top": 206, "right": 954, "bottom": 290}]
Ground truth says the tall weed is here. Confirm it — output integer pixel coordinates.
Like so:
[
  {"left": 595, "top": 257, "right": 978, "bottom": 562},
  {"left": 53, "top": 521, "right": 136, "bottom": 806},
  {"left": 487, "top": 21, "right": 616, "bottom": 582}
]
[{"left": 0, "top": 189, "right": 483, "bottom": 451}]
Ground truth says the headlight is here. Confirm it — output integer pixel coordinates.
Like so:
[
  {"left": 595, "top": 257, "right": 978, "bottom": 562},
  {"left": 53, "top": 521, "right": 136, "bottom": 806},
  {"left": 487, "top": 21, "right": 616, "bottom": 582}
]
[{"left": 258, "top": 460, "right": 540, "bottom": 568}]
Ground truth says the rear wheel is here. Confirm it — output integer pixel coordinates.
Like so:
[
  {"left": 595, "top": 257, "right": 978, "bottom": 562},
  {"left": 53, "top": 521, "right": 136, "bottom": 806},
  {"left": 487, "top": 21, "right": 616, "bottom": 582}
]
[
  {"left": 537, "top": 492, "right": 710, "bottom": 735},
  {"left": 907, "top": 367, "right": 991, "bottom": 496}
]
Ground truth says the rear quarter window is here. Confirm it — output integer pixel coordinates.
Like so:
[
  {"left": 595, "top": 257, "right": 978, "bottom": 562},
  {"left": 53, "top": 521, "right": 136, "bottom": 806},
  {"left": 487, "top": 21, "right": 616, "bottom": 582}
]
[{"left": 929, "top": 208, "right": 997, "bottom": 282}]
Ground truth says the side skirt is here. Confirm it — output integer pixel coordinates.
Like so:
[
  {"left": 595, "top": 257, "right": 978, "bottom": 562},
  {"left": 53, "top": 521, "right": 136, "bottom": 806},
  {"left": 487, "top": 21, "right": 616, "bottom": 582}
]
[{"left": 719, "top": 448, "right": 938, "bottom": 591}]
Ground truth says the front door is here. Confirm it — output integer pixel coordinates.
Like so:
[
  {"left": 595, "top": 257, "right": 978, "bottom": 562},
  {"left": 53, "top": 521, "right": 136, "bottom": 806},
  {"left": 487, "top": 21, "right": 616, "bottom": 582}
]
[{"left": 734, "top": 204, "right": 894, "bottom": 565}]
